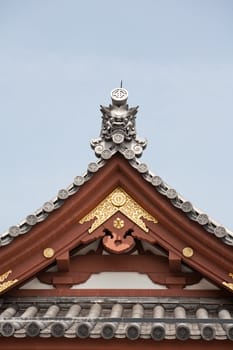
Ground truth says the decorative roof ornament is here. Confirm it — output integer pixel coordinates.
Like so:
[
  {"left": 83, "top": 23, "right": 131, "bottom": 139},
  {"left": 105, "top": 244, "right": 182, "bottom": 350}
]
[
  {"left": 91, "top": 87, "right": 147, "bottom": 159},
  {"left": 1, "top": 87, "right": 233, "bottom": 249}
]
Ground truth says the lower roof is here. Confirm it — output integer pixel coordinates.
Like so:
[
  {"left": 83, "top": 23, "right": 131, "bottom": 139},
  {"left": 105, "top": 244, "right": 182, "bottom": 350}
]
[{"left": 0, "top": 297, "right": 233, "bottom": 341}]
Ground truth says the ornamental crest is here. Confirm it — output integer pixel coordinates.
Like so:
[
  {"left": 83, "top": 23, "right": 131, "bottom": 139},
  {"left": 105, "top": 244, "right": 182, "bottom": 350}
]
[
  {"left": 91, "top": 88, "right": 147, "bottom": 159},
  {"left": 79, "top": 187, "right": 158, "bottom": 233}
]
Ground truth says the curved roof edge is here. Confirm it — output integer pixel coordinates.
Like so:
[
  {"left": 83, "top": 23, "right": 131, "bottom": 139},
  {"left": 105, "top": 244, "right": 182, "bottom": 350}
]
[
  {"left": 0, "top": 150, "right": 232, "bottom": 247},
  {"left": 1, "top": 87, "right": 232, "bottom": 247}
]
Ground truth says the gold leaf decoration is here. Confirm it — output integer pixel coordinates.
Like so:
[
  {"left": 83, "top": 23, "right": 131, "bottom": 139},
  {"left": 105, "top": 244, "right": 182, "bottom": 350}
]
[
  {"left": 222, "top": 281, "right": 233, "bottom": 291},
  {"left": 0, "top": 270, "right": 12, "bottom": 283},
  {"left": 0, "top": 280, "right": 18, "bottom": 293},
  {"left": 222, "top": 273, "right": 233, "bottom": 291},
  {"left": 79, "top": 187, "right": 158, "bottom": 233},
  {"left": 113, "top": 217, "right": 125, "bottom": 229},
  {"left": 43, "top": 248, "right": 55, "bottom": 258},
  {"left": 182, "top": 247, "right": 194, "bottom": 258},
  {"left": 0, "top": 270, "right": 18, "bottom": 293}
]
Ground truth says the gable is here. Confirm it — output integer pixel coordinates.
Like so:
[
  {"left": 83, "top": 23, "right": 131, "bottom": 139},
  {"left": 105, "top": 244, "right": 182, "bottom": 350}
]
[
  {"left": 0, "top": 154, "right": 232, "bottom": 297},
  {"left": 12, "top": 236, "right": 220, "bottom": 294},
  {"left": 0, "top": 86, "right": 233, "bottom": 297},
  {"left": 1, "top": 87, "right": 233, "bottom": 347}
]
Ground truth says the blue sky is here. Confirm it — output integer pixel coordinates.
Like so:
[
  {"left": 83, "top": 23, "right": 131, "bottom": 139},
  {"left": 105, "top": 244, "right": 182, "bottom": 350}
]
[{"left": 0, "top": 0, "right": 233, "bottom": 233}]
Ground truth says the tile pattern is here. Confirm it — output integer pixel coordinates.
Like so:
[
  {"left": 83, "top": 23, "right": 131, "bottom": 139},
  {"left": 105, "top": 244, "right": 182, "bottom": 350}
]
[{"left": 0, "top": 297, "right": 233, "bottom": 340}]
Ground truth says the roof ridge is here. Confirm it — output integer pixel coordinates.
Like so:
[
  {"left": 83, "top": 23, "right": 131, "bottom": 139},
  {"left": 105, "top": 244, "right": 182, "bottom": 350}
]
[
  {"left": 1, "top": 88, "right": 232, "bottom": 247},
  {"left": 1, "top": 152, "right": 232, "bottom": 247}
]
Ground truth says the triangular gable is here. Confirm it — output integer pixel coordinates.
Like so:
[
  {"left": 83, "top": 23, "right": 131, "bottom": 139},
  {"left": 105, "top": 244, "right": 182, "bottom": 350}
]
[
  {"left": 0, "top": 87, "right": 233, "bottom": 297},
  {"left": 0, "top": 154, "right": 233, "bottom": 297}
]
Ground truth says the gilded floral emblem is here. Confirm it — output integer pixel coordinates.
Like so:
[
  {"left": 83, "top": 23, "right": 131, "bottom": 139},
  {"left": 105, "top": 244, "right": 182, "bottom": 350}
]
[{"left": 79, "top": 187, "right": 158, "bottom": 233}]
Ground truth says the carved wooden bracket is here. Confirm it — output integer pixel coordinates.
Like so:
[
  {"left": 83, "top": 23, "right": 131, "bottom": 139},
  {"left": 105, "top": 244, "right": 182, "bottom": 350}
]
[
  {"left": 56, "top": 252, "right": 70, "bottom": 272},
  {"left": 38, "top": 253, "right": 202, "bottom": 289},
  {"left": 169, "top": 251, "right": 181, "bottom": 273}
]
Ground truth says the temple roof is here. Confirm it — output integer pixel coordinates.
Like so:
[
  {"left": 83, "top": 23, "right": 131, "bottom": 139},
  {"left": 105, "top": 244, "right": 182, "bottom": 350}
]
[
  {"left": 0, "top": 87, "right": 233, "bottom": 247},
  {"left": 1, "top": 297, "right": 233, "bottom": 341}
]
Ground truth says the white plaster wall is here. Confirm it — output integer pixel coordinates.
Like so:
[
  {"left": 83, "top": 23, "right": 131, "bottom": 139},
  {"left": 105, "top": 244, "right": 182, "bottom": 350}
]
[
  {"left": 71, "top": 272, "right": 167, "bottom": 289},
  {"left": 185, "top": 278, "right": 219, "bottom": 290},
  {"left": 20, "top": 278, "right": 54, "bottom": 289},
  {"left": 20, "top": 275, "right": 220, "bottom": 290}
]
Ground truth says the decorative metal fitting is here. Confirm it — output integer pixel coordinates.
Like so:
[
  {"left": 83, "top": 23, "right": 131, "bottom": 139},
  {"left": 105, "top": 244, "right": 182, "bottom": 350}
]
[
  {"left": 43, "top": 248, "right": 55, "bottom": 258},
  {"left": 79, "top": 187, "right": 158, "bottom": 233},
  {"left": 113, "top": 217, "right": 125, "bottom": 229},
  {"left": 182, "top": 247, "right": 194, "bottom": 258}
]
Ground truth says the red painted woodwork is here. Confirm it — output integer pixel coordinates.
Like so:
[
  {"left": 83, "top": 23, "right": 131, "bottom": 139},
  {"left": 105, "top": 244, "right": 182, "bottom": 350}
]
[
  {"left": 36, "top": 254, "right": 201, "bottom": 288},
  {"left": 0, "top": 337, "right": 233, "bottom": 350},
  {"left": 9, "top": 287, "right": 231, "bottom": 298},
  {"left": 0, "top": 154, "right": 233, "bottom": 297}
]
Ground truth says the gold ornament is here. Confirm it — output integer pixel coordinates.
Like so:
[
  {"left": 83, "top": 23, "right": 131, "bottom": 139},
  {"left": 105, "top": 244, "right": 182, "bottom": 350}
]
[
  {"left": 182, "top": 247, "right": 194, "bottom": 258},
  {"left": 0, "top": 270, "right": 12, "bottom": 283},
  {"left": 43, "top": 248, "right": 55, "bottom": 258},
  {"left": 0, "top": 270, "right": 18, "bottom": 293},
  {"left": 222, "top": 282, "right": 233, "bottom": 291},
  {"left": 222, "top": 273, "right": 233, "bottom": 291},
  {"left": 79, "top": 187, "right": 158, "bottom": 233},
  {"left": 113, "top": 217, "right": 125, "bottom": 229},
  {"left": 111, "top": 192, "right": 127, "bottom": 207}
]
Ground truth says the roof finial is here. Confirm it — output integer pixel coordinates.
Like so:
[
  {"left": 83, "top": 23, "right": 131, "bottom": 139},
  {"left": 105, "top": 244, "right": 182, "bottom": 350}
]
[
  {"left": 120, "top": 80, "right": 123, "bottom": 88},
  {"left": 111, "top": 87, "right": 128, "bottom": 106},
  {"left": 90, "top": 87, "right": 147, "bottom": 159}
]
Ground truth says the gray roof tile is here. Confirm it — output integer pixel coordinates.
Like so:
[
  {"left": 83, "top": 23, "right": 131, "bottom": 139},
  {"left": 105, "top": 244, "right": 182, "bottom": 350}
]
[{"left": 0, "top": 297, "right": 233, "bottom": 340}]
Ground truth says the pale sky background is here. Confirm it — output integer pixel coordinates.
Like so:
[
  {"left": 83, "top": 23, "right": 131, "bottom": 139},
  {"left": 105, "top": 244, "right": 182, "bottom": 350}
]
[{"left": 0, "top": 0, "right": 233, "bottom": 235}]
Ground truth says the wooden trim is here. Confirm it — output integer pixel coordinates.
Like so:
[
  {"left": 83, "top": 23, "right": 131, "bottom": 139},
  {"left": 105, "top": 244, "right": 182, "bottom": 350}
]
[
  {"left": 1, "top": 155, "right": 233, "bottom": 296},
  {"left": 9, "top": 288, "right": 232, "bottom": 298},
  {"left": 37, "top": 254, "right": 201, "bottom": 288},
  {"left": 0, "top": 337, "right": 232, "bottom": 350}
]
